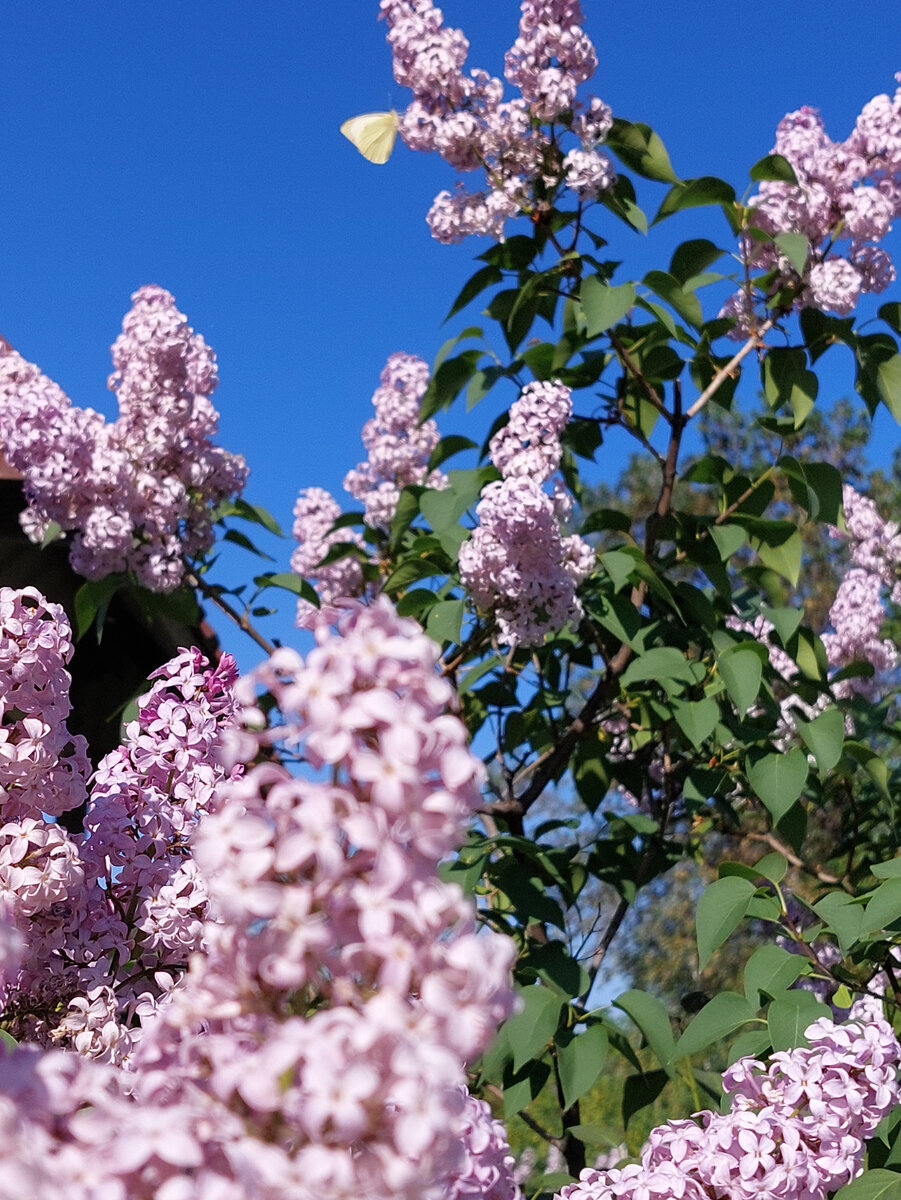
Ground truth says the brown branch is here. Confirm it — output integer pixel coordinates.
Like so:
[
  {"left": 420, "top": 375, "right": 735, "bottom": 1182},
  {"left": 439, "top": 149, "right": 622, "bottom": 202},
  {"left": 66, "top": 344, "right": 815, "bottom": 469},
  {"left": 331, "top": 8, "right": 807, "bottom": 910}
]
[
  {"left": 185, "top": 570, "right": 277, "bottom": 656},
  {"left": 609, "top": 332, "right": 671, "bottom": 423},
  {"left": 591, "top": 896, "right": 630, "bottom": 970},
  {"left": 484, "top": 1083, "right": 561, "bottom": 1146},
  {"left": 481, "top": 622, "right": 642, "bottom": 824},
  {"left": 685, "top": 318, "right": 774, "bottom": 420},
  {"left": 744, "top": 829, "right": 849, "bottom": 890}
]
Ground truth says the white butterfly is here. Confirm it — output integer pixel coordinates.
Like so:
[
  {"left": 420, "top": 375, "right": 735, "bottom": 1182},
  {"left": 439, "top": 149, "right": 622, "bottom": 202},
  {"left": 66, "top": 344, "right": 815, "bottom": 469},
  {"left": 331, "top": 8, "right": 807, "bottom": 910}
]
[{"left": 340, "top": 110, "right": 399, "bottom": 165}]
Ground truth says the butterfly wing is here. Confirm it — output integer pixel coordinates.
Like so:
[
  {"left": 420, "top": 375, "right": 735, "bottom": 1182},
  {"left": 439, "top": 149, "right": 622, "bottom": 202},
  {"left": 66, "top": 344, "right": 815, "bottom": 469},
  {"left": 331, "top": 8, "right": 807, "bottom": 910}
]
[{"left": 340, "top": 111, "right": 398, "bottom": 165}]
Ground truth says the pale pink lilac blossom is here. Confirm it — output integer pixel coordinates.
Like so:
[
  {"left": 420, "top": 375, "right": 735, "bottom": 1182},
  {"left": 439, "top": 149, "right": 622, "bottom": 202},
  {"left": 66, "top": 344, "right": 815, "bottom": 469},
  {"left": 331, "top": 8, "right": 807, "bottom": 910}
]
[
  {"left": 0, "top": 287, "right": 247, "bottom": 591},
  {"left": 460, "top": 380, "right": 593, "bottom": 645},
  {"left": 822, "top": 485, "right": 901, "bottom": 694},
  {"left": 343, "top": 351, "right": 447, "bottom": 529},
  {"left": 0, "top": 587, "right": 90, "bottom": 821},
  {"left": 558, "top": 1016, "right": 901, "bottom": 1200},
  {"left": 379, "top": 0, "right": 613, "bottom": 242},
  {"left": 721, "top": 76, "right": 901, "bottom": 330},
  {"left": 3, "top": 625, "right": 239, "bottom": 1050},
  {"left": 290, "top": 487, "right": 366, "bottom": 627},
  {"left": 0, "top": 596, "right": 520, "bottom": 1197}
]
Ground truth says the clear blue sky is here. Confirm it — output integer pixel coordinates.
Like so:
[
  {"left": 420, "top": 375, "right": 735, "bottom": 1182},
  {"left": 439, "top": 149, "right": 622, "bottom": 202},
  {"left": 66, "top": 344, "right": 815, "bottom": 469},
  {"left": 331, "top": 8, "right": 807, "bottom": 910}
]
[{"left": 2, "top": 2, "right": 901, "bottom": 662}]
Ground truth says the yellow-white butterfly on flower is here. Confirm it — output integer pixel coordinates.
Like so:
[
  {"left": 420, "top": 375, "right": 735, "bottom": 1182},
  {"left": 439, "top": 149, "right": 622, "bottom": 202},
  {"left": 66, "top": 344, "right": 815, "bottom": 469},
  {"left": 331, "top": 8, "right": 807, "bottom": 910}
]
[{"left": 340, "top": 110, "right": 399, "bottom": 165}]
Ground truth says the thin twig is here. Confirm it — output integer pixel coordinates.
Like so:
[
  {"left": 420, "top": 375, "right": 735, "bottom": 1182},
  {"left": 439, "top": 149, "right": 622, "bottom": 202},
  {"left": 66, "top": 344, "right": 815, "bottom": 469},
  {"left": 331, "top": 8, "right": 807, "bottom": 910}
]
[
  {"left": 685, "top": 318, "right": 774, "bottom": 420},
  {"left": 744, "top": 830, "right": 848, "bottom": 889},
  {"left": 185, "top": 571, "right": 277, "bottom": 656},
  {"left": 609, "top": 332, "right": 672, "bottom": 423}
]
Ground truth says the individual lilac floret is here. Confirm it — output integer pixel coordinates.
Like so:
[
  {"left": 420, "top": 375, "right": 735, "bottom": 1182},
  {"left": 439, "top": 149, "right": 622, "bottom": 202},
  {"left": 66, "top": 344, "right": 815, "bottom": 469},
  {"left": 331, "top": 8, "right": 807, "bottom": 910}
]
[
  {"left": 0, "top": 287, "right": 248, "bottom": 591},
  {"left": 559, "top": 1016, "right": 901, "bottom": 1200},
  {"left": 343, "top": 351, "right": 447, "bottom": 529}
]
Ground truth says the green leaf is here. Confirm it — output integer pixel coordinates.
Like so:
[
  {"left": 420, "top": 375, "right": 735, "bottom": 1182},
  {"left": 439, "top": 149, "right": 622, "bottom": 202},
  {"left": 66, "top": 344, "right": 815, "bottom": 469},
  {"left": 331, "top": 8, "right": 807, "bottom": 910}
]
[
  {"left": 255, "top": 571, "right": 319, "bottom": 607},
  {"left": 773, "top": 231, "right": 809, "bottom": 275},
  {"left": 654, "top": 176, "right": 737, "bottom": 223},
  {"left": 421, "top": 348, "right": 482, "bottom": 420},
  {"left": 383, "top": 557, "right": 446, "bottom": 593},
  {"left": 420, "top": 467, "right": 495, "bottom": 533},
  {"left": 743, "top": 944, "right": 809, "bottom": 1007},
  {"left": 74, "top": 575, "right": 125, "bottom": 641},
  {"left": 778, "top": 455, "right": 843, "bottom": 522},
  {"left": 643, "top": 270, "right": 703, "bottom": 328},
  {"left": 746, "top": 522, "right": 803, "bottom": 585},
  {"left": 599, "top": 173, "right": 649, "bottom": 234},
  {"left": 607, "top": 118, "right": 680, "bottom": 183},
  {"left": 754, "top": 852, "right": 789, "bottom": 883},
  {"left": 873, "top": 858, "right": 901, "bottom": 879},
  {"left": 696, "top": 877, "right": 756, "bottom": 970},
  {"left": 427, "top": 435, "right": 478, "bottom": 472},
  {"left": 556, "top": 1025, "right": 609, "bottom": 1110},
  {"left": 767, "top": 990, "right": 831, "bottom": 1051},
  {"left": 834, "top": 1169, "right": 901, "bottom": 1200},
  {"left": 812, "top": 891, "right": 864, "bottom": 953},
  {"left": 746, "top": 748, "right": 809, "bottom": 823},
  {"left": 673, "top": 698, "right": 719, "bottom": 749},
  {"left": 675, "top": 992, "right": 757, "bottom": 1058},
  {"left": 223, "top": 528, "right": 275, "bottom": 560},
  {"left": 718, "top": 645, "right": 763, "bottom": 717},
  {"left": 581, "top": 277, "right": 636, "bottom": 336},
  {"left": 528, "top": 940, "right": 591, "bottom": 998},
  {"left": 669, "top": 239, "right": 726, "bottom": 286},
  {"left": 876, "top": 353, "right": 901, "bottom": 423},
  {"left": 622, "top": 1069, "right": 669, "bottom": 1127},
  {"left": 502, "top": 1058, "right": 552, "bottom": 1118},
  {"left": 601, "top": 548, "right": 638, "bottom": 591},
  {"left": 750, "top": 154, "right": 799, "bottom": 185},
  {"left": 864, "top": 877, "right": 901, "bottom": 933},
  {"left": 620, "top": 647, "right": 698, "bottom": 690},
  {"left": 229, "top": 498, "right": 283, "bottom": 536},
  {"left": 796, "top": 707, "right": 844, "bottom": 775},
  {"left": 613, "top": 989, "right": 676, "bottom": 1074},
  {"left": 727, "top": 1027, "right": 773, "bottom": 1063},
  {"left": 761, "top": 605, "right": 803, "bottom": 646},
  {"left": 506, "top": 987, "right": 565, "bottom": 1072},
  {"left": 426, "top": 599, "right": 464, "bottom": 645},
  {"left": 447, "top": 265, "right": 503, "bottom": 319},
  {"left": 709, "top": 523, "right": 746, "bottom": 561},
  {"left": 880, "top": 302, "right": 901, "bottom": 334}
]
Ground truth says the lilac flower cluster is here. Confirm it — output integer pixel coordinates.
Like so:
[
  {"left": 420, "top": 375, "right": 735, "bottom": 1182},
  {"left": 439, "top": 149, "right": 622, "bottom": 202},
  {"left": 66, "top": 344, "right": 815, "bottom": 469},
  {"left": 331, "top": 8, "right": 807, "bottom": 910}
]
[
  {"left": 379, "top": 0, "right": 614, "bottom": 242},
  {"left": 0, "top": 587, "right": 90, "bottom": 821},
  {"left": 0, "top": 286, "right": 247, "bottom": 591},
  {"left": 823, "top": 485, "right": 901, "bottom": 693},
  {"left": 290, "top": 486, "right": 367, "bottom": 627},
  {"left": 559, "top": 1016, "right": 901, "bottom": 1200},
  {"left": 343, "top": 351, "right": 447, "bottom": 529},
  {"left": 460, "top": 380, "right": 594, "bottom": 645},
  {"left": 723, "top": 76, "right": 901, "bottom": 329},
  {"left": 3, "top": 633, "right": 240, "bottom": 1055},
  {"left": 0, "top": 595, "right": 520, "bottom": 1198}
]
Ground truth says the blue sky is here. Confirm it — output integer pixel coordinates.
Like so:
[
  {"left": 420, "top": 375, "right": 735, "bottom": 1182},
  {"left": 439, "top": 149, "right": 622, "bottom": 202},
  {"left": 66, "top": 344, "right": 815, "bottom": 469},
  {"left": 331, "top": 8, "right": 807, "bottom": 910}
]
[{"left": 2, "top": 2, "right": 901, "bottom": 663}]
